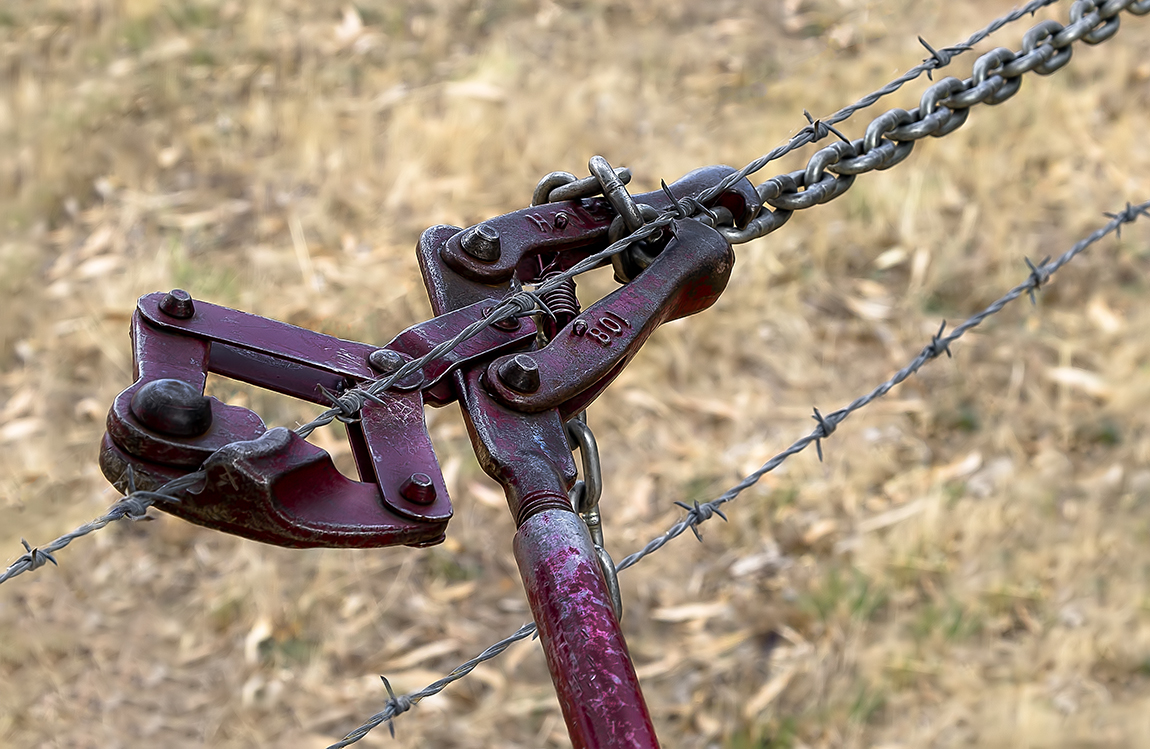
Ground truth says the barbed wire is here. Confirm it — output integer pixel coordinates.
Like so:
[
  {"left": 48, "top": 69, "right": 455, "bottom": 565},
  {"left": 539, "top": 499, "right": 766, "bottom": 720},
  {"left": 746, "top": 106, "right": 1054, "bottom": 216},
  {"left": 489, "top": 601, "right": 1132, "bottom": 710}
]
[
  {"left": 0, "top": 0, "right": 1069, "bottom": 588},
  {"left": 617, "top": 200, "right": 1150, "bottom": 570},
  {"left": 0, "top": 471, "right": 204, "bottom": 585},
  {"left": 327, "top": 623, "right": 541, "bottom": 747},
  {"left": 4, "top": 2, "right": 1148, "bottom": 743},
  {"left": 329, "top": 203, "right": 1149, "bottom": 746},
  {"left": 300, "top": 0, "right": 1079, "bottom": 436}
]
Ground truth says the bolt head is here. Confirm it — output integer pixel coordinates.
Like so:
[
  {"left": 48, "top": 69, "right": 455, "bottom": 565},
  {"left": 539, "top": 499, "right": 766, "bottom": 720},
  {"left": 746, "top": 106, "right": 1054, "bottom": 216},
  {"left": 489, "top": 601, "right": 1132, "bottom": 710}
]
[
  {"left": 497, "top": 354, "right": 541, "bottom": 393},
  {"left": 460, "top": 224, "right": 502, "bottom": 262},
  {"left": 159, "top": 289, "right": 195, "bottom": 319},
  {"left": 368, "top": 348, "right": 407, "bottom": 374},
  {"left": 130, "top": 378, "right": 213, "bottom": 437},
  {"left": 400, "top": 473, "right": 437, "bottom": 505}
]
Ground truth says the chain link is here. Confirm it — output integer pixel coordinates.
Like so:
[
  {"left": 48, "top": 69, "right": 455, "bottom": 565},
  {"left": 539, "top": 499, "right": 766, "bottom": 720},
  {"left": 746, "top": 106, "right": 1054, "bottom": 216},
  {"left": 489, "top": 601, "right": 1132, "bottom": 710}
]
[
  {"left": 719, "top": 0, "right": 1149, "bottom": 245},
  {"left": 4, "top": 0, "right": 1149, "bottom": 741},
  {"left": 566, "top": 414, "right": 623, "bottom": 621}
]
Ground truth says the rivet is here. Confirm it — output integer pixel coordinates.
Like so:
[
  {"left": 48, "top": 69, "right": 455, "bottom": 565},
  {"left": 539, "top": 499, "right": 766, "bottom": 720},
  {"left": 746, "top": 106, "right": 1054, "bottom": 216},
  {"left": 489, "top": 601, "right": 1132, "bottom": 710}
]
[
  {"left": 368, "top": 348, "right": 407, "bottom": 374},
  {"left": 159, "top": 289, "right": 195, "bottom": 319}
]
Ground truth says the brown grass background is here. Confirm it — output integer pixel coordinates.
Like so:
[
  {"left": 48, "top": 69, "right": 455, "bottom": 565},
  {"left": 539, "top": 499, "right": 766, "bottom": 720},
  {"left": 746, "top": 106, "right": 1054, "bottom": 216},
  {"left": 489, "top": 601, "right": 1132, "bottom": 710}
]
[{"left": 2, "top": 1, "right": 1150, "bottom": 747}]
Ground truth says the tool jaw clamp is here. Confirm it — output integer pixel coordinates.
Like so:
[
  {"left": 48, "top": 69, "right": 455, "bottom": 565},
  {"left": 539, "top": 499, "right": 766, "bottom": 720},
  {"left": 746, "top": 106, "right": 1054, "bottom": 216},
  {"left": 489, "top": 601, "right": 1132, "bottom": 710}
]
[{"left": 99, "top": 163, "right": 761, "bottom": 547}]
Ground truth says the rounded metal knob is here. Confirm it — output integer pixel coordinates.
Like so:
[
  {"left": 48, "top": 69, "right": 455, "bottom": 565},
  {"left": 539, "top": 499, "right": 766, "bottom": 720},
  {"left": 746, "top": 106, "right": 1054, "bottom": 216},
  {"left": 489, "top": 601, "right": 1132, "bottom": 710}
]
[
  {"left": 130, "top": 379, "right": 213, "bottom": 437},
  {"left": 159, "top": 289, "right": 195, "bottom": 319}
]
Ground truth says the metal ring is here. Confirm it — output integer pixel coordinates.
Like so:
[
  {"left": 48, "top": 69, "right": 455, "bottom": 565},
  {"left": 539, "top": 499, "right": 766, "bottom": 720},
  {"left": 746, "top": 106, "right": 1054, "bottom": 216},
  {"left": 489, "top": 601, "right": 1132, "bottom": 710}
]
[
  {"left": 971, "top": 47, "right": 1017, "bottom": 84},
  {"left": 969, "top": 47, "right": 1024, "bottom": 105},
  {"left": 589, "top": 155, "right": 644, "bottom": 233},
  {"left": 532, "top": 171, "right": 576, "bottom": 206},
  {"left": 876, "top": 139, "right": 915, "bottom": 171},
  {"left": 607, "top": 203, "right": 661, "bottom": 244},
  {"left": 919, "top": 77, "right": 968, "bottom": 113},
  {"left": 888, "top": 107, "right": 944, "bottom": 141},
  {"left": 1084, "top": 14, "right": 1121, "bottom": 42},
  {"left": 932, "top": 106, "right": 969, "bottom": 137},
  {"left": 1084, "top": 0, "right": 1122, "bottom": 43},
  {"left": 831, "top": 138, "right": 890, "bottom": 175},
  {"left": 1129, "top": 0, "right": 1150, "bottom": 15},
  {"left": 988, "top": 75, "right": 1023, "bottom": 105},
  {"left": 999, "top": 44, "right": 1055, "bottom": 78},
  {"left": 755, "top": 171, "right": 799, "bottom": 202},
  {"left": 767, "top": 171, "right": 855, "bottom": 211},
  {"left": 1053, "top": 7, "right": 1094, "bottom": 48},
  {"left": 593, "top": 542, "right": 623, "bottom": 621},
  {"left": 565, "top": 417, "right": 602, "bottom": 512},
  {"left": 1099, "top": 0, "right": 1132, "bottom": 18},
  {"left": 608, "top": 204, "right": 663, "bottom": 282},
  {"left": 1054, "top": 6, "right": 1099, "bottom": 48}
]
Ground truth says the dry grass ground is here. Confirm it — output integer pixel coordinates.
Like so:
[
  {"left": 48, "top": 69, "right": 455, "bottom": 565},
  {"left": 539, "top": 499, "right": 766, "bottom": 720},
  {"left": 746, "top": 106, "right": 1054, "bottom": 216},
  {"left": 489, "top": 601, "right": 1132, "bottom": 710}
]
[{"left": 1, "top": 1, "right": 1150, "bottom": 747}]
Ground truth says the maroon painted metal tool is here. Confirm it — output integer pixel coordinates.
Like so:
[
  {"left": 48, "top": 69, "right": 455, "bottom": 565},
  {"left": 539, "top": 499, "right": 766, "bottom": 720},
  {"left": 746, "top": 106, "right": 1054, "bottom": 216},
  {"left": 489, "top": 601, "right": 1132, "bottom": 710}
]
[{"left": 99, "top": 162, "right": 761, "bottom": 747}]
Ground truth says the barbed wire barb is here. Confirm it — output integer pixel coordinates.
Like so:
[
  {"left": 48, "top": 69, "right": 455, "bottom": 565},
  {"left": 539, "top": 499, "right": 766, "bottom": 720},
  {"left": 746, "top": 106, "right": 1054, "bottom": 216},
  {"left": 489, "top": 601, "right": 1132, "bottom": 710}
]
[
  {"left": 2, "top": 0, "right": 1145, "bottom": 739},
  {"left": 0, "top": 470, "right": 204, "bottom": 585},
  {"left": 1025, "top": 255, "right": 1053, "bottom": 304},
  {"left": 917, "top": 35, "right": 972, "bottom": 78},
  {"left": 617, "top": 198, "right": 1150, "bottom": 572}
]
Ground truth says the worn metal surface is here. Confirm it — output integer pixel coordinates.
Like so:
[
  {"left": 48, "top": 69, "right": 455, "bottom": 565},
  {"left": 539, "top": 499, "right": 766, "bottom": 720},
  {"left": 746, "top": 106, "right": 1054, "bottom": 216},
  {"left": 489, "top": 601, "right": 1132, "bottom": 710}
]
[
  {"left": 5, "top": 3, "right": 1149, "bottom": 747},
  {"left": 437, "top": 164, "right": 758, "bottom": 285},
  {"left": 484, "top": 219, "right": 735, "bottom": 414},
  {"left": 101, "top": 294, "right": 453, "bottom": 548},
  {"left": 514, "top": 509, "right": 658, "bottom": 749}
]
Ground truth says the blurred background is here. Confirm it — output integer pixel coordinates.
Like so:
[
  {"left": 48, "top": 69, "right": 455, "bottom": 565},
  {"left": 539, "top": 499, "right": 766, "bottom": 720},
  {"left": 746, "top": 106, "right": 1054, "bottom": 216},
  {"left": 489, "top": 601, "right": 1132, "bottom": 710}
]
[{"left": 1, "top": 1, "right": 1149, "bottom": 746}]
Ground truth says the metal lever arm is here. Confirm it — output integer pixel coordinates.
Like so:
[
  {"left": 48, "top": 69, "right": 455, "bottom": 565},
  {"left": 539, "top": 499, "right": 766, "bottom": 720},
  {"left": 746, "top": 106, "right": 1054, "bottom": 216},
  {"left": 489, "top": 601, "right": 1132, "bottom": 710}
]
[
  {"left": 483, "top": 218, "right": 735, "bottom": 416},
  {"left": 99, "top": 292, "right": 538, "bottom": 548},
  {"left": 439, "top": 165, "right": 760, "bottom": 284}
]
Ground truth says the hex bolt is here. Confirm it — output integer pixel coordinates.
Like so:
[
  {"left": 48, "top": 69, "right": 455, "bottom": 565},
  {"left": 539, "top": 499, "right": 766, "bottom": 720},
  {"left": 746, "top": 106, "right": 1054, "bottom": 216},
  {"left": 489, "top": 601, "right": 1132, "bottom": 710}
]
[
  {"left": 368, "top": 348, "right": 407, "bottom": 374},
  {"left": 159, "top": 289, "right": 195, "bottom": 319},
  {"left": 460, "top": 224, "right": 502, "bottom": 262},
  {"left": 497, "top": 354, "right": 541, "bottom": 393},
  {"left": 400, "top": 472, "right": 437, "bottom": 505},
  {"left": 130, "top": 378, "right": 213, "bottom": 437}
]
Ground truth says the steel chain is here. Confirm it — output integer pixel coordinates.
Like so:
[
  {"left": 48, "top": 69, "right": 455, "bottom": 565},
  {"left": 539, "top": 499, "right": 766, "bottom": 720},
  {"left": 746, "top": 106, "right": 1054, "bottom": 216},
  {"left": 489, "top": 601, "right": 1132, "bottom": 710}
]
[
  {"left": 2, "top": 1, "right": 1148, "bottom": 744},
  {"left": 721, "top": 0, "right": 1149, "bottom": 245},
  {"left": 565, "top": 415, "right": 623, "bottom": 621}
]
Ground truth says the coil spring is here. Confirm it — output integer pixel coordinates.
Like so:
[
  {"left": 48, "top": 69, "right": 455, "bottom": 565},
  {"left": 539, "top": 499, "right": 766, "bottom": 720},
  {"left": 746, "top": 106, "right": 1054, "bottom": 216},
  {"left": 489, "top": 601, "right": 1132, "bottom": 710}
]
[{"left": 538, "top": 270, "right": 580, "bottom": 340}]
